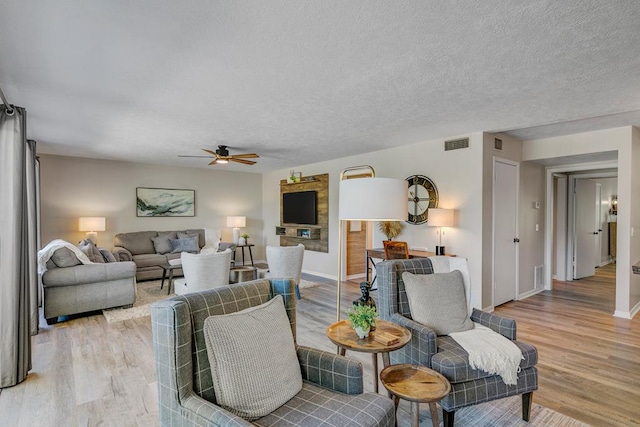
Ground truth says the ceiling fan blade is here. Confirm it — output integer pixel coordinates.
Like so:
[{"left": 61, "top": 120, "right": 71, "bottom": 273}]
[
  {"left": 208, "top": 159, "right": 219, "bottom": 165},
  {"left": 231, "top": 153, "right": 260, "bottom": 159},
  {"left": 202, "top": 148, "right": 218, "bottom": 157},
  {"left": 230, "top": 158, "right": 256, "bottom": 165},
  {"left": 178, "top": 155, "right": 213, "bottom": 158}
]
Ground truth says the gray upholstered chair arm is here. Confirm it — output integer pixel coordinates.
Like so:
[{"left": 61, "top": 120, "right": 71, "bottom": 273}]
[
  {"left": 297, "top": 345, "right": 363, "bottom": 394},
  {"left": 112, "top": 246, "right": 132, "bottom": 262},
  {"left": 471, "top": 308, "right": 517, "bottom": 340},
  {"left": 391, "top": 313, "right": 438, "bottom": 366},
  {"left": 181, "top": 392, "right": 253, "bottom": 427},
  {"left": 218, "top": 242, "right": 236, "bottom": 252}
]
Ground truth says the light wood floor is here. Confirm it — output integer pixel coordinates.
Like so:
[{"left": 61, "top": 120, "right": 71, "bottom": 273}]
[{"left": 1, "top": 264, "right": 638, "bottom": 426}]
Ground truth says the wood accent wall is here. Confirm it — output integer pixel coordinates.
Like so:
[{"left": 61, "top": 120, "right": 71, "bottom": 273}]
[{"left": 279, "top": 173, "right": 329, "bottom": 252}]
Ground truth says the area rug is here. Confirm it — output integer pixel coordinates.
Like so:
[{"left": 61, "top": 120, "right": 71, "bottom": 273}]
[
  {"left": 103, "top": 279, "right": 172, "bottom": 323},
  {"left": 396, "top": 394, "right": 590, "bottom": 427},
  {"left": 103, "top": 278, "right": 323, "bottom": 323}
]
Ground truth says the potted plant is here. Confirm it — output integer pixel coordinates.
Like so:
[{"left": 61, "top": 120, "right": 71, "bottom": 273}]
[
  {"left": 378, "top": 221, "right": 404, "bottom": 241},
  {"left": 348, "top": 304, "right": 377, "bottom": 339},
  {"left": 239, "top": 233, "right": 250, "bottom": 245}
]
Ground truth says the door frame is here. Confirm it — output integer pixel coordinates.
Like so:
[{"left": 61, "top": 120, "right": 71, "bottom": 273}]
[
  {"left": 544, "top": 161, "right": 618, "bottom": 289},
  {"left": 492, "top": 157, "right": 520, "bottom": 307}
]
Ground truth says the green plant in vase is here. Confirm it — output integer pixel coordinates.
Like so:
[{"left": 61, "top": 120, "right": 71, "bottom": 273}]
[
  {"left": 348, "top": 304, "right": 377, "bottom": 339},
  {"left": 239, "top": 233, "right": 250, "bottom": 245}
]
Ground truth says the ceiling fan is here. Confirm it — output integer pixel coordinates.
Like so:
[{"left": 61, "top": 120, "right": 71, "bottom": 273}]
[{"left": 178, "top": 145, "right": 259, "bottom": 166}]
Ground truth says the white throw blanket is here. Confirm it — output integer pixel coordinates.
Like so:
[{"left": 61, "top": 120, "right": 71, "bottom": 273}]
[
  {"left": 37, "top": 239, "right": 93, "bottom": 274},
  {"left": 449, "top": 323, "right": 523, "bottom": 385}
]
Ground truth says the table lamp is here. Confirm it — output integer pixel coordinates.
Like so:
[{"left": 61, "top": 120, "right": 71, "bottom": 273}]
[
  {"left": 337, "top": 165, "right": 407, "bottom": 321},
  {"left": 79, "top": 217, "right": 106, "bottom": 245},
  {"left": 227, "top": 216, "right": 246, "bottom": 244},
  {"left": 428, "top": 208, "right": 454, "bottom": 255}
]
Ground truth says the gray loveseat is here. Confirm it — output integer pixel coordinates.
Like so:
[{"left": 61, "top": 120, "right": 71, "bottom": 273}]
[
  {"left": 112, "top": 229, "right": 235, "bottom": 281},
  {"left": 42, "top": 248, "right": 137, "bottom": 324}
]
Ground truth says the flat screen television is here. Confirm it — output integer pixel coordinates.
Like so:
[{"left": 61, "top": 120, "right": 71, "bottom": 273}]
[{"left": 283, "top": 191, "right": 317, "bottom": 225}]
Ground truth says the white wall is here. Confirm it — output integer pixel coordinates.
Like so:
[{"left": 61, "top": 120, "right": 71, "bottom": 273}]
[
  {"left": 629, "top": 127, "right": 640, "bottom": 314},
  {"left": 40, "top": 155, "right": 264, "bottom": 259},
  {"left": 262, "top": 133, "right": 486, "bottom": 310}
]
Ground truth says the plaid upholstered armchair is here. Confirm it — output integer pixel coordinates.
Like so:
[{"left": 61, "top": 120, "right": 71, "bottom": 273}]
[
  {"left": 376, "top": 258, "right": 538, "bottom": 427},
  {"left": 151, "top": 278, "right": 395, "bottom": 427}
]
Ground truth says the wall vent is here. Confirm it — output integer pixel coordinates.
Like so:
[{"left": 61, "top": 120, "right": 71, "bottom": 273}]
[
  {"left": 494, "top": 138, "right": 503, "bottom": 150},
  {"left": 444, "top": 137, "right": 470, "bottom": 151},
  {"left": 534, "top": 265, "right": 544, "bottom": 287}
]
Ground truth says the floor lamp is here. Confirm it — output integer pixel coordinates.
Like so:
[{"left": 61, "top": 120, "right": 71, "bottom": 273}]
[{"left": 337, "top": 166, "right": 407, "bottom": 322}]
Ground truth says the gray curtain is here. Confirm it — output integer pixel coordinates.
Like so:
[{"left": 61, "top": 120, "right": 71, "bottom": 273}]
[{"left": 0, "top": 106, "right": 39, "bottom": 388}]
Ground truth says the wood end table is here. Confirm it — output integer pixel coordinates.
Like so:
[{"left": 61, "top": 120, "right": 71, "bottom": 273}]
[
  {"left": 325, "top": 319, "right": 411, "bottom": 393},
  {"left": 380, "top": 364, "right": 451, "bottom": 427}
]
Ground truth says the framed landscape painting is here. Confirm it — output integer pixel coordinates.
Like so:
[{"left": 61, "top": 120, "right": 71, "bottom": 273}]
[{"left": 136, "top": 187, "right": 195, "bottom": 217}]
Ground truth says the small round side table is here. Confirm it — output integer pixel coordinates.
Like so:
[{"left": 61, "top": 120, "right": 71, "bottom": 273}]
[
  {"left": 326, "top": 319, "right": 411, "bottom": 393},
  {"left": 380, "top": 364, "right": 451, "bottom": 427}
]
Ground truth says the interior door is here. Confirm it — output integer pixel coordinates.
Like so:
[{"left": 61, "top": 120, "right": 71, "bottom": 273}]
[
  {"left": 494, "top": 159, "right": 518, "bottom": 307},
  {"left": 595, "top": 183, "right": 602, "bottom": 267},
  {"left": 574, "top": 178, "right": 597, "bottom": 279}
]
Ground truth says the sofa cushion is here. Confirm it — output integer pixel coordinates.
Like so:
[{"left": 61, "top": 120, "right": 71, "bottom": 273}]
[
  {"left": 151, "top": 231, "right": 176, "bottom": 254},
  {"left": 402, "top": 270, "right": 473, "bottom": 335},
  {"left": 433, "top": 335, "right": 538, "bottom": 383},
  {"left": 183, "top": 229, "right": 205, "bottom": 248},
  {"left": 203, "top": 296, "right": 302, "bottom": 420},
  {"left": 50, "top": 247, "right": 82, "bottom": 268},
  {"left": 114, "top": 231, "right": 158, "bottom": 255},
  {"left": 78, "top": 239, "right": 105, "bottom": 264},
  {"left": 132, "top": 253, "right": 168, "bottom": 268},
  {"left": 170, "top": 236, "right": 200, "bottom": 254}
]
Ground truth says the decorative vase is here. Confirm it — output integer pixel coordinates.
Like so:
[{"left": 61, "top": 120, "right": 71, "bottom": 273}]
[
  {"left": 238, "top": 237, "right": 246, "bottom": 246},
  {"left": 354, "top": 325, "right": 370, "bottom": 339}
]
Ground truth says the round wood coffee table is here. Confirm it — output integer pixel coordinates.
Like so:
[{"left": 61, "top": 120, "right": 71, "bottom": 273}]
[
  {"left": 326, "top": 319, "right": 411, "bottom": 393},
  {"left": 380, "top": 364, "right": 451, "bottom": 427}
]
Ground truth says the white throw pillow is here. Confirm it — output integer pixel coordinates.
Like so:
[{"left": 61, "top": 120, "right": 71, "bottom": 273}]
[
  {"left": 203, "top": 296, "right": 302, "bottom": 420},
  {"left": 402, "top": 270, "right": 474, "bottom": 335}
]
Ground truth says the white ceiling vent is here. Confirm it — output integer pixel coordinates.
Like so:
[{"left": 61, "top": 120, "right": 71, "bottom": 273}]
[
  {"left": 444, "top": 137, "right": 470, "bottom": 151},
  {"left": 494, "top": 138, "right": 503, "bottom": 150}
]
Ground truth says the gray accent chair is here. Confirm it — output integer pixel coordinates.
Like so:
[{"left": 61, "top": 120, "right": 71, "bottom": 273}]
[
  {"left": 42, "top": 256, "right": 137, "bottom": 324},
  {"left": 151, "top": 278, "right": 395, "bottom": 427},
  {"left": 376, "top": 258, "right": 538, "bottom": 427}
]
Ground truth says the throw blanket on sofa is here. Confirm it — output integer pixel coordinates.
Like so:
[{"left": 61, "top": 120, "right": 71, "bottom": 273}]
[
  {"left": 37, "top": 239, "right": 93, "bottom": 274},
  {"left": 449, "top": 323, "right": 523, "bottom": 386}
]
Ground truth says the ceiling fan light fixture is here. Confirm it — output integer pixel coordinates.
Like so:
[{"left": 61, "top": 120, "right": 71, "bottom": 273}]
[{"left": 217, "top": 159, "right": 229, "bottom": 164}]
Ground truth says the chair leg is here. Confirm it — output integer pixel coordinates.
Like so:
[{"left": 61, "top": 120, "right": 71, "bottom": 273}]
[
  {"left": 295, "top": 284, "right": 301, "bottom": 300},
  {"left": 522, "top": 392, "right": 533, "bottom": 421},
  {"left": 442, "top": 409, "right": 455, "bottom": 427}
]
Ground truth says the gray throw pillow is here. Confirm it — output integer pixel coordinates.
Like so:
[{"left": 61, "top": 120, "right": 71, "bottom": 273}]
[
  {"left": 78, "top": 239, "right": 105, "bottom": 263},
  {"left": 99, "top": 248, "right": 117, "bottom": 263},
  {"left": 151, "top": 235, "right": 172, "bottom": 254},
  {"left": 402, "top": 270, "right": 474, "bottom": 335},
  {"left": 169, "top": 236, "right": 200, "bottom": 254},
  {"left": 203, "top": 296, "right": 302, "bottom": 420},
  {"left": 50, "top": 247, "right": 82, "bottom": 268}
]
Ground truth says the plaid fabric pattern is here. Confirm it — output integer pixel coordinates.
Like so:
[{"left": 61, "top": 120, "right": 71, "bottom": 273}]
[
  {"left": 375, "top": 258, "right": 539, "bottom": 414},
  {"left": 151, "top": 278, "right": 394, "bottom": 426},
  {"left": 254, "top": 382, "right": 395, "bottom": 427},
  {"left": 434, "top": 336, "right": 538, "bottom": 383},
  {"left": 297, "top": 345, "right": 363, "bottom": 395}
]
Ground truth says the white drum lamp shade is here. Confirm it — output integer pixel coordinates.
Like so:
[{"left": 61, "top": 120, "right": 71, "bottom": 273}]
[
  {"left": 339, "top": 177, "right": 407, "bottom": 221},
  {"left": 78, "top": 217, "right": 106, "bottom": 244},
  {"left": 227, "top": 216, "right": 246, "bottom": 244}
]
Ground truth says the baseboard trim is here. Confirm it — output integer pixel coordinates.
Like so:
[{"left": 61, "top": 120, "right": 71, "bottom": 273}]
[
  {"left": 302, "top": 269, "right": 336, "bottom": 280},
  {"left": 518, "top": 287, "right": 545, "bottom": 300},
  {"left": 614, "top": 300, "right": 640, "bottom": 319}
]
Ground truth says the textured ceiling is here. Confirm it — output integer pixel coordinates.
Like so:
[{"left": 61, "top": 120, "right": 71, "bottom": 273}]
[{"left": 1, "top": 1, "right": 639, "bottom": 172}]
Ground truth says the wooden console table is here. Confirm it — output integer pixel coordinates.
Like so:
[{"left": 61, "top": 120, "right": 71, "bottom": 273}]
[{"left": 365, "top": 248, "right": 455, "bottom": 283}]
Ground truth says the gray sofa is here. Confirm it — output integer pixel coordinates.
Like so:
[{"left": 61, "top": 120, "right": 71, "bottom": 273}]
[
  {"left": 42, "top": 249, "right": 137, "bottom": 324},
  {"left": 112, "top": 229, "right": 235, "bottom": 281}
]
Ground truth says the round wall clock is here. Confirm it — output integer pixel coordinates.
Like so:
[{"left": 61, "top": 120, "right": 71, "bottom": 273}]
[{"left": 406, "top": 175, "right": 439, "bottom": 224}]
